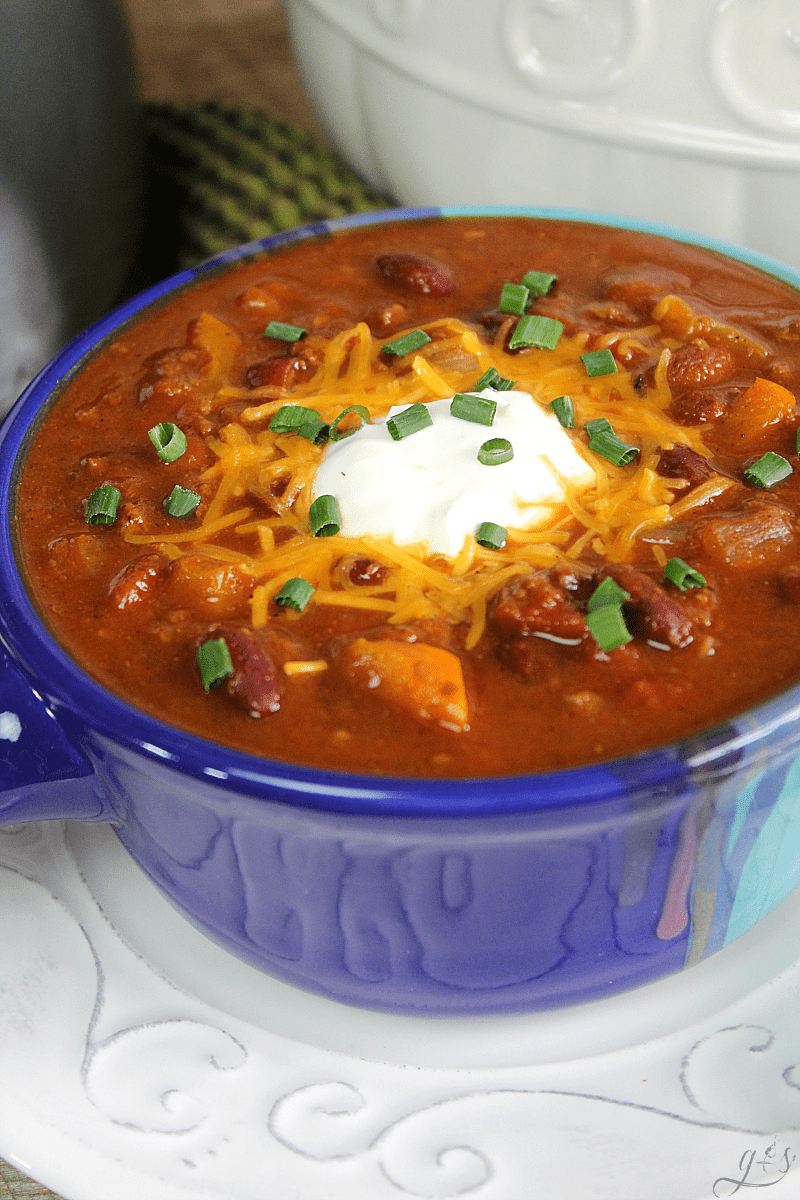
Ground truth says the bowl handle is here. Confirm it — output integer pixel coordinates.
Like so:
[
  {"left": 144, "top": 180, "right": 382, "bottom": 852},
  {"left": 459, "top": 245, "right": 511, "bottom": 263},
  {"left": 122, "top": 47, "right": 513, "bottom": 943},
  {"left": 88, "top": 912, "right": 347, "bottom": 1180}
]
[{"left": 0, "top": 643, "right": 113, "bottom": 826}]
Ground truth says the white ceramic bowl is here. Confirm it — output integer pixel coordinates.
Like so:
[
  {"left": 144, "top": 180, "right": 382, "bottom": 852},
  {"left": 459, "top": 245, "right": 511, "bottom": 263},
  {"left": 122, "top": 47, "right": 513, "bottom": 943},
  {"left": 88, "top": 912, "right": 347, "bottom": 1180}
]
[{"left": 285, "top": 0, "right": 800, "bottom": 267}]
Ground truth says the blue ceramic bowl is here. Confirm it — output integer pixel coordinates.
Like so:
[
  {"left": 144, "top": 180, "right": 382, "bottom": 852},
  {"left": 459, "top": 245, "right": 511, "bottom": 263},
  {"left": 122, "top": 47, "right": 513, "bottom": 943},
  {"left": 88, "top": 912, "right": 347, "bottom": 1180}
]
[{"left": 3, "top": 207, "right": 800, "bottom": 1017}]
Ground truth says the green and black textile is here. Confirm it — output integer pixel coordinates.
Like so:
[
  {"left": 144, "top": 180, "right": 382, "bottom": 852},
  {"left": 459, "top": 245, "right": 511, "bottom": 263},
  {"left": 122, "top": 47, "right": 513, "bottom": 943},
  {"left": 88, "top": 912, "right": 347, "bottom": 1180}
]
[{"left": 134, "top": 101, "right": 393, "bottom": 284}]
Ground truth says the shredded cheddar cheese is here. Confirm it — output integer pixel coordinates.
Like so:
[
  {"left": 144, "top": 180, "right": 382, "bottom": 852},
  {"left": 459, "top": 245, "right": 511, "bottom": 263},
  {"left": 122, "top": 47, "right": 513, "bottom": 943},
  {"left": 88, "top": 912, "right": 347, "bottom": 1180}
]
[{"left": 123, "top": 309, "right": 721, "bottom": 643}]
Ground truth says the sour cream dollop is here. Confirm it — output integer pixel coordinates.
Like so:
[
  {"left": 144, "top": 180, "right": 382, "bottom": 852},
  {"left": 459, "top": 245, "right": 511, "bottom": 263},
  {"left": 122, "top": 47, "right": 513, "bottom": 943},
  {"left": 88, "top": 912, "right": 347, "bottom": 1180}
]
[{"left": 312, "top": 390, "right": 595, "bottom": 558}]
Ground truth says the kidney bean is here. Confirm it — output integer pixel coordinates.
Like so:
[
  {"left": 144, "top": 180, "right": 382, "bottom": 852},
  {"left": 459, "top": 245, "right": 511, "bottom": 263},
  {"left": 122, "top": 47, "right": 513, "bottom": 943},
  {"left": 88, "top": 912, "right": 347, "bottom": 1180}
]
[
  {"left": 108, "top": 554, "right": 167, "bottom": 611},
  {"left": 601, "top": 564, "right": 695, "bottom": 649},
  {"left": 345, "top": 557, "right": 389, "bottom": 587},
  {"left": 375, "top": 253, "right": 453, "bottom": 296},
  {"left": 656, "top": 445, "right": 715, "bottom": 488},
  {"left": 213, "top": 626, "right": 282, "bottom": 715},
  {"left": 246, "top": 348, "right": 320, "bottom": 389}
]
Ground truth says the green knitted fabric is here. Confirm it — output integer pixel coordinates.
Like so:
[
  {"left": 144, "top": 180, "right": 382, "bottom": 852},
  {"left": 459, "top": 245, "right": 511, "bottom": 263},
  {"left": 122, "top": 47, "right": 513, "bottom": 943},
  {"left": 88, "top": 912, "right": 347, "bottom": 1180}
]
[{"left": 141, "top": 101, "right": 394, "bottom": 270}]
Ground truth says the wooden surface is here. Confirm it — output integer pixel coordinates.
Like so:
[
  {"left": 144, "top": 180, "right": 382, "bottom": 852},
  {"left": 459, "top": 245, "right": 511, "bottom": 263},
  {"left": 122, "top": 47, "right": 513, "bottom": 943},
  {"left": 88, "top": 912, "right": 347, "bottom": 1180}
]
[{"left": 121, "top": 0, "right": 329, "bottom": 140}]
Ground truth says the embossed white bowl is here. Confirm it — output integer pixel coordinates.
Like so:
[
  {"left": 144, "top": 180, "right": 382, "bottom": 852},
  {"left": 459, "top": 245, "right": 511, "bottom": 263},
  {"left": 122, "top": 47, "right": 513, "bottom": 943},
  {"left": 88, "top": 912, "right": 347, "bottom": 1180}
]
[{"left": 285, "top": 0, "right": 800, "bottom": 267}]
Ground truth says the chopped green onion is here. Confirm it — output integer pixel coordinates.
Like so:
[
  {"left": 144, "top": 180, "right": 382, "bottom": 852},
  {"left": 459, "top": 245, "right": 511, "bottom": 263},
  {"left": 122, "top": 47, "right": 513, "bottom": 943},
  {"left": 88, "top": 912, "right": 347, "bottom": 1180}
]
[
  {"left": 663, "top": 558, "right": 706, "bottom": 591},
  {"left": 585, "top": 576, "right": 632, "bottom": 651},
  {"left": 85, "top": 484, "right": 121, "bottom": 525},
  {"left": 264, "top": 320, "right": 306, "bottom": 342},
  {"left": 586, "top": 604, "right": 632, "bottom": 652},
  {"left": 476, "top": 521, "right": 507, "bottom": 549},
  {"left": 584, "top": 417, "right": 613, "bottom": 438},
  {"left": 509, "top": 314, "right": 563, "bottom": 351},
  {"left": 586, "top": 576, "right": 631, "bottom": 612},
  {"left": 296, "top": 419, "right": 329, "bottom": 444},
  {"left": 197, "top": 637, "right": 234, "bottom": 691},
  {"left": 309, "top": 493, "right": 341, "bottom": 537},
  {"left": 588, "top": 429, "right": 640, "bottom": 467},
  {"left": 549, "top": 395, "right": 574, "bottom": 428},
  {"left": 744, "top": 451, "right": 792, "bottom": 488},
  {"left": 148, "top": 422, "right": 188, "bottom": 463},
  {"left": 164, "top": 484, "right": 201, "bottom": 518},
  {"left": 274, "top": 577, "right": 315, "bottom": 612},
  {"left": 328, "top": 405, "right": 371, "bottom": 442},
  {"left": 499, "top": 282, "right": 529, "bottom": 315},
  {"left": 450, "top": 393, "right": 496, "bottom": 426},
  {"left": 581, "top": 349, "right": 618, "bottom": 376},
  {"left": 478, "top": 437, "right": 514, "bottom": 466},
  {"left": 382, "top": 329, "right": 431, "bottom": 357},
  {"left": 472, "top": 366, "right": 516, "bottom": 392},
  {"left": 386, "top": 402, "right": 433, "bottom": 441},
  {"left": 269, "top": 404, "right": 323, "bottom": 434},
  {"left": 269, "top": 403, "right": 329, "bottom": 443},
  {"left": 521, "top": 269, "right": 557, "bottom": 296}
]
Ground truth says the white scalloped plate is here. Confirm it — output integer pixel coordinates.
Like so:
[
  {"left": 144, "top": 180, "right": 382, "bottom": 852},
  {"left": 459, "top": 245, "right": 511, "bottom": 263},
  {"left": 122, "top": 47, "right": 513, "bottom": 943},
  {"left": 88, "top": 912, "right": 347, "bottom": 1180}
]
[{"left": 2, "top": 819, "right": 800, "bottom": 1200}]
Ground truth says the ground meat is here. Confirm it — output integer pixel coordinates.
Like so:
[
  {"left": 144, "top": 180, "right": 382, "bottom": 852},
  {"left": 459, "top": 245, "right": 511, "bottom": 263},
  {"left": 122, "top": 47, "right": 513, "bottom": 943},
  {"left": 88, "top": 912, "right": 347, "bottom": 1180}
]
[
  {"left": 776, "top": 564, "right": 800, "bottom": 602},
  {"left": 667, "top": 341, "right": 736, "bottom": 392},
  {"left": 548, "top": 561, "right": 596, "bottom": 607},
  {"left": 668, "top": 386, "right": 743, "bottom": 426},
  {"left": 656, "top": 445, "right": 715, "bottom": 488},
  {"left": 599, "top": 269, "right": 692, "bottom": 316},
  {"left": 491, "top": 570, "right": 589, "bottom": 642},
  {"left": 375, "top": 253, "right": 453, "bottom": 296}
]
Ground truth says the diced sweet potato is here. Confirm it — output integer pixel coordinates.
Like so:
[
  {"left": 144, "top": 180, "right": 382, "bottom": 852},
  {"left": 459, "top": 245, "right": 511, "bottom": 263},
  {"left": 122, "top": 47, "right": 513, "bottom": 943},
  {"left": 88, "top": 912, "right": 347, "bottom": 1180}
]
[
  {"left": 338, "top": 638, "right": 468, "bottom": 730},
  {"left": 170, "top": 556, "right": 252, "bottom": 618},
  {"left": 699, "top": 499, "right": 794, "bottom": 568},
  {"left": 654, "top": 295, "right": 769, "bottom": 367},
  {"left": 48, "top": 534, "right": 106, "bottom": 577},
  {"left": 724, "top": 376, "right": 796, "bottom": 446}
]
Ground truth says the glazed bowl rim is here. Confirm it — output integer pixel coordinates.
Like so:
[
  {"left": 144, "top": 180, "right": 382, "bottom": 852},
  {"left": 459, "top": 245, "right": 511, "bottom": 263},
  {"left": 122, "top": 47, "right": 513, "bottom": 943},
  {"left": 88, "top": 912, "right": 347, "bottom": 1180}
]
[{"left": 4, "top": 203, "right": 800, "bottom": 818}]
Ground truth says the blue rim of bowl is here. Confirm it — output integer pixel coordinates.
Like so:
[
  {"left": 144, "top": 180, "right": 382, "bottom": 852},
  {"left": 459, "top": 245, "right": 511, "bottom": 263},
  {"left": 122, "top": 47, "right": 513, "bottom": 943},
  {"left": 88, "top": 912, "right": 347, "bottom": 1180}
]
[{"left": 4, "top": 204, "right": 800, "bottom": 818}]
